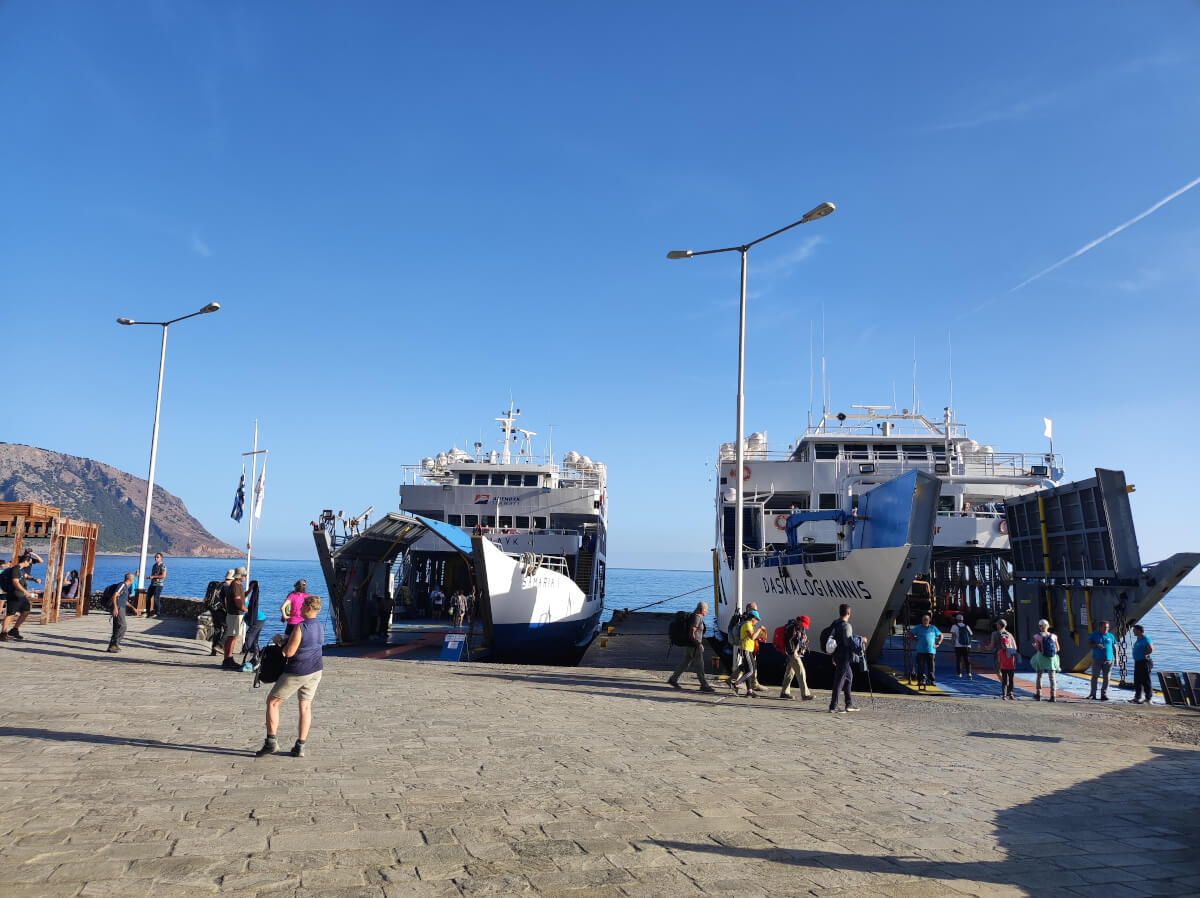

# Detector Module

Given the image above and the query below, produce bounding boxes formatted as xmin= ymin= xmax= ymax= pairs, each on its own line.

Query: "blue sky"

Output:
xmin=2 ymin=2 xmax=1198 ymax=579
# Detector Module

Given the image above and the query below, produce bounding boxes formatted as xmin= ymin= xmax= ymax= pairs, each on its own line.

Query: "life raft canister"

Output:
xmin=774 ymin=513 xmax=788 ymax=531
xmin=998 ymin=518 xmax=1008 ymax=535
xmin=727 ymin=465 xmax=751 ymax=482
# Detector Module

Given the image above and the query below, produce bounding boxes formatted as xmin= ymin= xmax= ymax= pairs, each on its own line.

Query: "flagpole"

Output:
xmin=246 ymin=420 xmax=258 ymax=581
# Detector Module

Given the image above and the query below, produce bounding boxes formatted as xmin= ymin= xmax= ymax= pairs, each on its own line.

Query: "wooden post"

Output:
xmin=11 ymin=515 xmax=24 ymax=561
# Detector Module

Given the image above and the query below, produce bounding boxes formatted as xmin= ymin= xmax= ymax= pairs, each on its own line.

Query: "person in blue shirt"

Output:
xmin=1130 ymin=624 xmax=1154 ymax=705
xmin=1088 ymin=620 xmax=1117 ymax=701
xmin=908 ymin=613 xmax=943 ymax=689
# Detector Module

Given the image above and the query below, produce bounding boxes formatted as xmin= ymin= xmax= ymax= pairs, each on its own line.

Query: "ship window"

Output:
xmin=448 ymin=514 xmax=462 ymax=526
xmin=523 ymin=474 xmax=539 ymax=486
xmin=507 ymin=474 xmax=522 ymax=486
xmin=815 ymin=443 xmax=839 ymax=460
xmin=903 ymin=444 xmax=928 ymax=460
xmin=845 ymin=444 xmax=869 ymax=460
xmin=499 ymin=515 xmax=513 ymax=528
xmin=797 ymin=445 xmax=809 ymax=461
xmin=515 ymin=516 xmax=530 ymax=529
xmin=458 ymin=474 xmax=472 ymax=485
xmin=464 ymin=514 xmax=478 ymax=527
xmin=932 ymin=445 xmax=947 ymax=461
xmin=533 ymin=516 xmax=547 ymax=529
xmin=874 ymin=443 xmax=898 ymax=459
xmin=491 ymin=473 xmax=506 ymax=486
xmin=474 ymin=474 xmax=489 ymax=486
xmin=818 ymin=493 xmax=838 ymax=510
xmin=793 ymin=494 xmax=811 ymax=511
xmin=483 ymin=515 xmax=495 ymax=526
xmin=937 ymin=496 xmax=955 ymax=513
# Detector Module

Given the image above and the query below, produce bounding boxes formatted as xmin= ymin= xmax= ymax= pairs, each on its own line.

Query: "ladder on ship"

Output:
xmin=574 ymin=550 xmax=594 ymax=596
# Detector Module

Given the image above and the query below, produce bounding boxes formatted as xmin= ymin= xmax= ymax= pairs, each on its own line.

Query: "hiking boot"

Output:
xmin=106 ymin=645 xmax=119 ymax=653
xmin=802 ymin=694 xmax=814 ymax=701
xmin=667 ymin=680 xmax=681 ymax=690
xmin=1034 ymin=692 xmax=1041 ymax=701
xmin=210 ymin=646 xmax=218 ymax=656
xmin=1099 ymin=695 xmax=1109 ymax=701
xmin=699 ymin=685 xmax=716 ymax=693
xmin=0 ymin=631 xmax=8 ymax=642
xmin=222 ymin=658 xmax=240 ymax=670
xmin=291 ymin=741 xmax=305 ymax=758
xmin=779 ymin=694 xmax=795 ymax=701
xmin=8 ymin=628 xmax=23 ymax=641
xmin=254 ymin=738 xmax=278 ymax=758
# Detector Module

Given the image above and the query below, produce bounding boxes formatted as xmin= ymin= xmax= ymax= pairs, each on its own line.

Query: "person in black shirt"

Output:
xmin=828 ymin=604 xmax=859 ymax=713
xmin=667 ymin=602 xmax=716 ymax=693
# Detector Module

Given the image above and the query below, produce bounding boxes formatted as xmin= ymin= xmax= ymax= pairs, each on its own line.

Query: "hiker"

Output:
xmin=209 ymin=571 xmax=233 ymax=656
xmin=995 ymin=623 xmax=1017 ymax=700
xmin=745 ymin=601 xmax=765 ymax=692
xmin=145 ymin=552 xmax=167 ymax=617
xmin=451 ymin=590 xmax=466 ymax=628
xmin=1131 ymin=624 xmax=1154 ymax=704
xmin=1031 ymin=619 xmax=1060 ymax=701
xmin=281 ymin=580 xmax=308 ymax=638
xmin=950 ymin=614 xmax=974 ymax=678
xmin=729 ymin=608 xmax=764 ymax=697
xmin=1088 ymin=620 xmax=1116 ymax=701
xmin=222 ymin=567 xmax=248 ymax=670
xmin=241 ymin=580 xmax=265 ymax=669
xmin=986 ymin=619 xmax=1010 ymax=677
xmin=107 ymin=572 xmax=138 ymax=653
xmin=909 ymin=613 xmax=942 ymax=689
xmin=667 ymin=601 xmax=716 ymax=693
xmin=827 ymin=604 xmax=860 ymax=713
xmin=1 ymin=554 xmax=36 ymax=642
xmin=256 ymin=594 xmax=325 ymax=759
xmin=779 ymin=614 xmax=813 ymax=701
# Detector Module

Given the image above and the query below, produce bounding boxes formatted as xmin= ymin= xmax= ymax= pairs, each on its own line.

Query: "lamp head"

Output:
xmin=116 ymin=317 xmax=135 ymax=325
xmin=200 ymin=302 xmax=221 ymax=313
xmin=666 ymin=250 xmax=693 ymax=260
xmin=800 ymin=201 xmax=836 ymax=223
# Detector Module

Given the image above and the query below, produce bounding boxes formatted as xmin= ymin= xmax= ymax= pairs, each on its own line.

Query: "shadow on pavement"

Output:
xmin=966 ymin=731 xmax=1063 ymax=743
xmin=0 ymin=726 xmax=251 ymax=757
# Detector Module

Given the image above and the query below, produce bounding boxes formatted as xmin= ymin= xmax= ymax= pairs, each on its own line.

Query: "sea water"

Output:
xmin=49 ymin=555 xmax=1200 ymax=671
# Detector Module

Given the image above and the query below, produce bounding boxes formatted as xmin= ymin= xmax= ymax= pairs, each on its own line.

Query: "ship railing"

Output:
xmin=719 ymin=450 xmax=1060 ymax=474
xmin=739 ymin=546 xmax=844 ymax=569
xmin=936 ymin=509 xmax=1005 ymax=519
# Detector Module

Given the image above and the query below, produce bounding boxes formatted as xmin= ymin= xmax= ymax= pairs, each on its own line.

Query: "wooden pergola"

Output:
xmin=1 ymin=502 xmax=99 ymax=623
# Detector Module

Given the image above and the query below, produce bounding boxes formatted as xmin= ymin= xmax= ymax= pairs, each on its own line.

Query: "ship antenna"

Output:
xmin=820 ymin=305 xmax=827 ymax=419
xmin=912 ymin=337 xmax=918 ymax=417
xmin=948 ymin=328 xmax=954 ymax=415
xmin=808 ymin=320 xmax=814 ymax=429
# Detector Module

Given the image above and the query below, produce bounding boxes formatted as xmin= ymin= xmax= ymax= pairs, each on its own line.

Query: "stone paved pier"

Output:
xmin=2 ymin=614 xmax=1199 ymax=897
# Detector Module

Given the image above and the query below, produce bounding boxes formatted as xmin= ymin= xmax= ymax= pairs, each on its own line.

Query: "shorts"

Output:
xmin=5 ymin=595 xmax=30 ymax=616
xmin=225 ymin=612 xmax=245 ymax=633
xmin=269 ymin=670 xmax=323 ymax=702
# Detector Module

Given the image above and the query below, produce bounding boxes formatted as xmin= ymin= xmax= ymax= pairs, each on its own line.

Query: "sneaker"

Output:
xmin=845 ymin=706 xmax=860 ymax=713
xmin=802 ymin=694 xmax=814 ymax=701
xmin=1087 ymin=695 xmax=1097 ymax=701
xmin=779 ymin=694 xmax=795 ymax=701
xmin=106 ymin=645 xmax=120 ymax=653
xmin=222 ymin=658 xmax=240 ymax=670
xmin=1129 ymin=698 xmax=1142 ymax=704
xmin=291 ymin=741 xmax=305 ymax=758
xmin=8 ymin=628 xmax=23 ymax=641
xmin=254 ymin=739 xmax=278 ymax=758
xmin=967 ymin=673 xmax=973 ymax=680
xmin=667 ymin=680 xmax=681 ymax=690
xmin=1099 ymin=695 xmax=1109 ymax=701
xmin=699 ymin=685 xmax=717 ymax=693
xmin=746 ymin=690 xmax=758 ymax=698
xmin=210 ymin=646 xmax=218 ymax=656
xmin=829 ymin=708 xmax=845 ymax=714
xmin=726 ymin=681 xmax=740 ymax=696
xmin=0 ymin=631 xmax=8 ymax=642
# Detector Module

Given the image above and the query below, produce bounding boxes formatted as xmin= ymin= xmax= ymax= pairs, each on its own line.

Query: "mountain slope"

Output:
xmin=0 ymin=443 xmax=240 ymax=557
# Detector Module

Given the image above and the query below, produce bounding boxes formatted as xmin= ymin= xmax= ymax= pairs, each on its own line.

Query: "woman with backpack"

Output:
xmin=1031 ymin=619 xmax=1060 ymax=702
xmin=996 ymin=623 xmax=1018 ymax=700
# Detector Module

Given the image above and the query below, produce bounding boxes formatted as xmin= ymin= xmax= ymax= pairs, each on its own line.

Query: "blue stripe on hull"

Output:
xmin=490 ymin=609 xmax=603 ymax=664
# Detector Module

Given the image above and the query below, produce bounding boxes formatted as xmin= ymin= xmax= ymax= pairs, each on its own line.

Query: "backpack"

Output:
xmin=726 ymin=610 xmax=745 ymax=645
xmin=772 ymin=626 xmax=787 ymax=654
xmin=0 ymin=566 xmax=13 ymax=593
xmin=1040 ymin=632 xmax=1057 ymax=658
xmin=253 ymin=644 xmax=286 ymax=688
xmin=101 ymin=583 xmax=121 ymax=607
xmin=205 ymin=582 xmax=226 ymax=613
xmin=1002 ymin=633 xmax=1017 ymax=657
xmin=668 ymin=610 xmax=692 ymax=647
xmin=956 ymin=624 xmax=972 ymax=647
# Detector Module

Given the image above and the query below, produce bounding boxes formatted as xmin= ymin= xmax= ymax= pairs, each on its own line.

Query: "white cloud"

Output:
xmin=191 ymin=233 xmax=212 ymax=257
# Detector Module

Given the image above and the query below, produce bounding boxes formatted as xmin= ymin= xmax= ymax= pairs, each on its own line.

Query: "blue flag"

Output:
xmin=231 ymin=468 xmax=245 ymax=522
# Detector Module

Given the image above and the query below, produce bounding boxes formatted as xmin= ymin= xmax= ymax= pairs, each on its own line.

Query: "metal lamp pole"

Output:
xmin=667 ymin=202 xmax=835 ymax=615
xmin=117 ymin=302 xmax=221 ymax=602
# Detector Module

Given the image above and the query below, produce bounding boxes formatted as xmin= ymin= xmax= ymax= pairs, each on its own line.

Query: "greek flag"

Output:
xmin=253 ymin=463 xmax=266 ymax=520
xmin=231 ymin=468 xmax=245 ymax=522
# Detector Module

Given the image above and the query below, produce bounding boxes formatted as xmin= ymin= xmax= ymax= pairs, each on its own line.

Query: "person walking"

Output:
xmin=241 ymin=580 xmax=265 ymax=670
xmin=255 ymin=594 xmax=325 ymax=759
xmin=222 ymin=567 xmax=248 ymax=670
xmin=208 ymin=571 xmax=233 ymax=656
xmin=950 ymin=614 xmax=974 ymax=678
xmin=451 ymin=590 xmax=466 ymax=628
xmin=729 ymin=609 xmax=764 ymax=697
xmin=281 ymin=580 xmax=308 ymax=638
xmin=1031 ymin=619 xmax=1060 ymax=701
xmin=909 ymin=613 xmax=942 ymax=689
xmin=668 ymin=602 xmax=716 ymax=693
xmin=987 ymin=619 xmax=1011 ymax=679
xmin=1088 ymin=620 xmax=1117 ymax=701
xmin=996 ymin=625 xmax=1017 ymax=699
xmin=779 ymin=614 xmax=813 ymax=701
xmin=107 ymin=572 xmax=138 ymax=653
xmin=828 ymin=604 xmax=859 ymax=713
xmin=1130 ymin=624 xmax=1154 ymax=704
xmin=144 ymin=552 xmax=167 ymax=617
xmin=1 ymin=554 xmax=37 ymax=642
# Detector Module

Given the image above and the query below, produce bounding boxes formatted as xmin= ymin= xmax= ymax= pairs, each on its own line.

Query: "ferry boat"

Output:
xmin=312 ymin=404 xmax=606 ymax=664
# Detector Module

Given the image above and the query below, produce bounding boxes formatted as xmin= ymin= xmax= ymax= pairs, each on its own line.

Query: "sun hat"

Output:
xmin=224 ymin=569 xmax=235 ymax=580
xmin=234 ymin=566 xmax=248 ymax=578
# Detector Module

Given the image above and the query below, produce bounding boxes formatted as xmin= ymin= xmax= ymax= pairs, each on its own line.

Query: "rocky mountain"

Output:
xmin=0 ymin=443 xmax=240 ymax=557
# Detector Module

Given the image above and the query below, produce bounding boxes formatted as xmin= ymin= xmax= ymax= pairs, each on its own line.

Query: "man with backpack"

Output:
xmin=950 ymin=614 xmax=974 ymax=678
xmin=0 ymin=554 xmax=36 ymax=642
xmin=667 ymin=601 xmax=716 ymax=693
xmin=779 ymin=614 xmax=813 ymax=701
xmin=827 ymin=604 xmax=859 ymax=713
xmin=208 ymin=570 xmax=233 ymax=657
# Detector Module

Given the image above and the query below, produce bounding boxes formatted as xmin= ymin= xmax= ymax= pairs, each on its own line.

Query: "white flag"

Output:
xmin=253 ymin=463 xmax=266 ymax=519
xmin=1042 ymin=417 xmax=1053 ymax=439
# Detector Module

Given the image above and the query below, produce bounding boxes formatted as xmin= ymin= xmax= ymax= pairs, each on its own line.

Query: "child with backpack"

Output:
xmin=1031 ymin=619 xmax=1060 ymax=701
xmin=996 ymin=626 xmax=1018 ymax=700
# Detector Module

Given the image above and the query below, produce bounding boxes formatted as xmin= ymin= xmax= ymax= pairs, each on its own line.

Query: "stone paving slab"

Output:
xmin=1 ymin=613 xmax=1199 ymax=897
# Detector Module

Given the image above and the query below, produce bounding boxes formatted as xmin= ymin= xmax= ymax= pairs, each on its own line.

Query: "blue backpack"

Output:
xmin=1040 ymin=633 xmax=1056 ymax=658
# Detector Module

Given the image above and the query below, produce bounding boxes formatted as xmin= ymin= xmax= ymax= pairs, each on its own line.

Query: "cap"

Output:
xmin=798 ymin=615 xmax=810 ymax=628
xmin=956 ymin=614 xmax=964 ymax=621
xmin=224 ymin=569 xmax=235 ymax=580
xmin=234 ymin=566 xmax=248 ymax=578
xmin=747 ymin=610 xmax=760 ymax=620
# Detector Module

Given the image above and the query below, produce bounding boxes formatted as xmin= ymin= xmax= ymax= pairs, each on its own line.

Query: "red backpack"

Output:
xmin=772 ymin=626 xmax=787 ymax=654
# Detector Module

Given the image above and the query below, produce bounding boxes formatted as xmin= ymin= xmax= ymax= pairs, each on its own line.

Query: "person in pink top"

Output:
xmin=281 ymin=579 xmax=308 ymax=637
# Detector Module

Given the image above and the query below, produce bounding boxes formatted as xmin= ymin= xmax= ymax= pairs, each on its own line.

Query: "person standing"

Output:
xmin=451 ymin=591 xmax=466 ymax=628
xmin=379 ymin=590 xmax=393 ymax=635
xmin=145 ymin=553 xmax=167 ymax=617
xmin=729 ymin=609 xmax=764 ymax=697
xmin=241 ymin=581 xmax=265 ymax=669
xmin=987 ymin=619 xmax=1011 ymax=678
xmin=222 ymin=567 xmax=248 ymax=670
xmin=107 ymin=572 xmax=137 ymax=653
xmin=667 ymin=601 xmax=716 ymax=693
xmin=255 ymin=594 xmax=325 ymax=759
xmin=828 ymin=604 xmax=859 ymax=713
xmin=208 ymin=571 xmax=233 ymax=656
xmin=1088 ymin=620 xmax=1117 ymax=701
xmin=996 ymin=626 xmax=1017 ymax=699
xmin=909 ymin=613 xmax=943 ymax=689
xmin=1130 ymin=624 xmax=1154 ymax=704
xmin=1 ymin=555 xmax=36 ymax=642
xmin=1031 ymin=619 xmax=1060 ymax=701
xmin=430 ymin=585 xmax=445 ymax=620
xmin=779 ymin=614 xmax=813 ymax=701
xmin=281 ymin=579 xmax=308 ymax=638
xmin=950 ymin=614 xmax=974 ymax=679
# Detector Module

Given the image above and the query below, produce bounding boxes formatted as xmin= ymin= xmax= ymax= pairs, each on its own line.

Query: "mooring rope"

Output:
xmin=626 ymin=583 xmax=712 ymax=613
xmin=1159 ymin=602 xmax=1200 ymax=657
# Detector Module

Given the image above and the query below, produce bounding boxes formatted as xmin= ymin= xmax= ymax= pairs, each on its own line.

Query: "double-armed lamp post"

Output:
xmin=667 ymin=201 xmax=835 ymax=616
xmin=117 ymin=302 xmax=222 ymax=601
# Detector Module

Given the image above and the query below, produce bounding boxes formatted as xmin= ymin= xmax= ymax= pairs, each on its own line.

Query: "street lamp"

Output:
xmin=667 ymin=202 xmax=834 ymax=616
xmin=117 ymin=302 xmax=221 ymax=603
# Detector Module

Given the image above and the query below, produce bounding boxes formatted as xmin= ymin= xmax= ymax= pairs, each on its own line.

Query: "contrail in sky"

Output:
xmin=1010 ymin=173 xmax=1200 ymax=292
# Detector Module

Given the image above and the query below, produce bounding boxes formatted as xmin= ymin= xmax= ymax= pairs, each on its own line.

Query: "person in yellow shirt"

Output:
xmin=729 ymin=609 xmax=765 ymax=697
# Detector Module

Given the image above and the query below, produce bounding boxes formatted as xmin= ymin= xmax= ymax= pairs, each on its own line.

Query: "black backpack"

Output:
xmin=0 ymin=566 xmax=13 ymax=593
xmin=668 ymin=611 xmax=692 ymax=647
xmin=101 ymin=583 xmax=121 ymax=607
xmin=726 ymin=610 xmax=745 ymax=644
xmin=253 ymin=644 xmax=286 ymax=688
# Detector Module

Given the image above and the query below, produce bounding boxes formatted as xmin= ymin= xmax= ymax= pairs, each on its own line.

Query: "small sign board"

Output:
xmin=440 ymin=632 xmax=468 ymax=662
